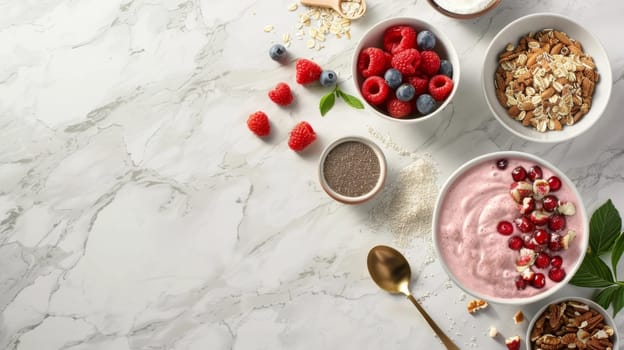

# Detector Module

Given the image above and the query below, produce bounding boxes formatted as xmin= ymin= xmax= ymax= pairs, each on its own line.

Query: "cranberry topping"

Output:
xmin=511 ymin=166 xmax=527 ymax=181
xmin=508 ymin=236 xmax=523 ymax=250
xmin=542 ymin=195 xmax=559 ymax=212
xmin=550 ymin=255 xmax=563 ymax=268
xmin=533 ymin=229 xmax=550 ymax=245
xmin=528 ymin=165 xmax=543 ymax=181
xmin=547 ymin=176 xmax=562 ymax=191
xmin=514 ymin=275 xmax=527 ymax=290
xmin=519 ymin=197 xmax=535 ymax=215
xmin=548 ymin=214 xmax=567 ymax=232
xmin=531 ymin=273 xmax=546 ymax=288
xmin=549 ymin=234 xmax=563 ymax=251
xmin=548 ymin=267 xmax=566 ymax=282
xmin=497 ymin=221 xmax=514 ymax=235
xmin=534 ymin=252 xmax=551 ymax=269
xmin=530 ymin=210 xmax=550 ymax=226
xmin=523 ymin=234 xmax=538 ymax=250
xmin=515 ymin=216 xmax=535 ymax=233
xmin=496 ymin=158 xmax=509 ymax=170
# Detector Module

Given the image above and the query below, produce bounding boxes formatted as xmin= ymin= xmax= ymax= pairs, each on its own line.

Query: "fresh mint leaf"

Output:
xmin=319 ymin=91 xmax=336 ymax=116
xmin=570 ymin=252 xmax=615 ymax=288
xmin=612 ymin=233 xmax=624 ymax=279
xmin=589 ymin=199 xmax=622 ymax=255
xmin=594 ymin=285 xmax=620 ymax=310
xmin=337 ymin=89 xmax=364 ymax=109
xmin=612 ymin=285 xmax=624 ymax=317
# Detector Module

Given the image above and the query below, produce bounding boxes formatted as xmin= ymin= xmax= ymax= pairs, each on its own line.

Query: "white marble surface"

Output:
xmin=1 ymin=0 xmax=623 ymax=349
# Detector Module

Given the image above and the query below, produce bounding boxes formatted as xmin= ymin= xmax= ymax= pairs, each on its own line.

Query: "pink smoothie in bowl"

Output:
xmin=433 ymin=152 xmax=588 ymax=304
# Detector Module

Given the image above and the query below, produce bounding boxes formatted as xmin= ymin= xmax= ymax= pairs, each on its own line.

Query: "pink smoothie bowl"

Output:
xmin=432 ymin=151 xmax=589 ymax=305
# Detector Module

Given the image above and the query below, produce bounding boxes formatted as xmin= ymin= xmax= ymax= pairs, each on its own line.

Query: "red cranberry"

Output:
xmin=548 ymin=267 xmax=566 ymax=282
xmin=519 ymin=197 xmax=536 ymax=215
xmin=550 ymin=255 xmax=563 ymax=268
xmin=497 ymin=221 xmax=514 ymax=235
xmin=549 ymin=234 xmax=563 ymax=251
xmin=531 ymin=273 xmax=546 ymax=288
xmin=515 ymin=216 xmax=535 ymax=233
xmin=548 ymin=214 xmax=566 ymax=232
xmin=528 ymin=165 xmax=543 ymax=181
xmin=496 ymin=159 xmax=509 ymax=170
xmin=547 ymin=176 xmax=562 ymax=191
xmin=508 ymin=236 xmax=524 ymax=250
xmin=542 ymin=195 xmax=559 ymax=212
xmin=511 ymin=166 xmax=527 ymax=181
xmin=534 ymin=252 xmax=551 ymax=269
xmin=533 ymin=229 xmax=550 ymax=245
xmin=522 ymin=267 xmax=536 ymax=281
xmin=523 ymin=234 xmax=538 ymax=250
xmin=515 ymin=275 xmax=527 ymax=290
xmin=530 ymin=210 xmax=550 ymax=226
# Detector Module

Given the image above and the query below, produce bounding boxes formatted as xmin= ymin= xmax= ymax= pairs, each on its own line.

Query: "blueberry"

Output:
xmin=439 ymin=59 xmax=453 ymax=78
xmin=269 ymin=44 xmax=287 ymax=61
xmin=384 ymin=68 xmax=403 ymax=89
xmin=416 ymin=94 xmax=436 ymax=114
xmin=319 ymin=70 xmax=337 ymax=87
xmin=417 ymin=30 xmax=436 ymax=51
xmin=396 ymin=83 xmax=415 ymax=102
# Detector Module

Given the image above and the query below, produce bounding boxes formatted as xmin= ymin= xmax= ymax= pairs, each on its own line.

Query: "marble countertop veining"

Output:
xmin=1 ymin=0 xmax=623 ymax=349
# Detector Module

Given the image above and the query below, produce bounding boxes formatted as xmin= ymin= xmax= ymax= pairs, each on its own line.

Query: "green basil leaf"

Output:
xmin=611 ymin=233 xmax=624 ymax=279
xmin=589 ymin=199 xmax=622 ymax=255
xmin=593 ymin=285 xmax=620 ymax=310
xmin=570 ymin=253 xmax=615 ymax=288
xmin=612 ymin=285 xmax=624 ymax=317
xmin=337 ymin=90 xmax=364 ymax=109
xmin=319 ymin=91 xmax=336 ymax=116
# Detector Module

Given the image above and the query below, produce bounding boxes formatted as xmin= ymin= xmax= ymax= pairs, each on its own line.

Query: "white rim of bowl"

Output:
xmin=318 ymin=136 xmax=387 ymax=204
xmin=427 ymin=0 xmax=501 ymax=19
xmin=525 ymin=296 xmax=619 ymax=350
xmin=432 ymin=151 xmax=589 ymax=304
xmin=481 ymin=12 xmax=612 ymax=143
xmin=352 ymin=16 xmax=461 ymax=123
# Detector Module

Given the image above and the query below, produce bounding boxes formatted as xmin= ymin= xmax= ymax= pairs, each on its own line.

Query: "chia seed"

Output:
xmin=323 ymin=141 xmax=380 ymax=197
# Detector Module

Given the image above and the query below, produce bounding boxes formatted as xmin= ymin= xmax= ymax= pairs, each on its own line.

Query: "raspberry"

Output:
xmin=391 ymin=48 xmax=421 ymax=76
xmin=386 ymin=97 xmax=412 ymax=118
xmin=428 ymin=74 xmax=453 ymax=101
xmin=407 ymin=73 xmax=429 ymax=96
xmin=246 ymin=111 xmax=270 ymax=136
xmin=420 ymin=50 xmax=441 ymax=76
xmin=295 ymin=58 xmax=322 ymax=84
xmin=361 ymin=76 xmax=390 ymax=105
xmin=384 ymin=51 xmax=393 ymax=70
xmin=357 ymin=47 xmax=386 ymax=78
xmin=268 ymin=82 xmax=293 ymax=106
xmin=288 ymin=121 xmax=316 ymax=151
xmin=383 ymin=25 xmax=416 ymax=54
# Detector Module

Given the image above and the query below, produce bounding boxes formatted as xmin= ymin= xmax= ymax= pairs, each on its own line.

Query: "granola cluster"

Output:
xmin=529 ymin=300 xmax=615 ymax=350
xmin=495 ymin=29 xmax=599 ymax=132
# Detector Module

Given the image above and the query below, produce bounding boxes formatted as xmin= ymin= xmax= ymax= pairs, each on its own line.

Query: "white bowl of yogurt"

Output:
xmin=433 ymin=151 xmax=589 ymax=304
xmin=427 ymin=0 xmax=500 ymax=19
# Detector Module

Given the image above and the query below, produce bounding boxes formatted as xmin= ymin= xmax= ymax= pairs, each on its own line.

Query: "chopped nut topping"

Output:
xmin=467 ymin=299 xmax=488 ymax=313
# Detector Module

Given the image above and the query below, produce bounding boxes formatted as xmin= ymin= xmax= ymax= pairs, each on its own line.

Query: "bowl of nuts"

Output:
xmin=527 ymin=297 xmax=618 ymax=350
xmin=352 ymin=17 xmax=460 ymax=122
xmin=482 ymin=13 xmax=612 ymax=142
xmin=433 ymin=151 xmax=589 ymax=305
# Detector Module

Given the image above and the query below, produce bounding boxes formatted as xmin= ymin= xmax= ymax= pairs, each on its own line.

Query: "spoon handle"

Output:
xmin=407 ymin=294 xmax=460 ymax=350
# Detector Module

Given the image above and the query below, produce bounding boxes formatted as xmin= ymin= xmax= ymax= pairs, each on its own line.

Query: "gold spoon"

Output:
xmin=367 ymin=245 xmax=460 ymax=350
xmin=300 ymin=0 xmax=366 ymax=20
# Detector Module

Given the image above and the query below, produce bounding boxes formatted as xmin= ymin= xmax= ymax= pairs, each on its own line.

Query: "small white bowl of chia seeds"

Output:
xmin=319 ymin=136 xmax=387 ymax=205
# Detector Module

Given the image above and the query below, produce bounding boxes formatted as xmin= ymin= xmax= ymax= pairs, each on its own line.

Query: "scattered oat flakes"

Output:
xmin=488 ymin=326 xmax=498 ymax=337
xmin=289 ymin=4 xmax=354 ymax=50
xmin=288 ymin=3 xmax=298 ymax=11
xmin=467 ymin=299 xmax=488 ymax=314
xmin=263 ymin=25 xmax=274 ymax=33
xmin=513 ymin=310 xmax=524 ymax=324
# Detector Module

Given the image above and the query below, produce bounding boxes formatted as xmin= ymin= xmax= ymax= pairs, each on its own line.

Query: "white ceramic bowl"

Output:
xmin=432 ymin=151 xmax=589 ymax=304
xmin=482 ymin=13 xmax=612 ymax=142
xmin=526 ymin=296 xmax=619 ymax=350
xmin=427 ymin=0 xmax=500 ymax=19
xmin=318 ymin=136 xmax=386 ymax=205
xmin=352 ymin=17 xmax=460 ymax=123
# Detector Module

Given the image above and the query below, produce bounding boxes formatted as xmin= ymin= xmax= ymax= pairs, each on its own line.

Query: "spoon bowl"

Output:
xmin=367 ymin=245 xmax=460 ymax=350
xmin=300 ymin=0 xmax=366 ymax=19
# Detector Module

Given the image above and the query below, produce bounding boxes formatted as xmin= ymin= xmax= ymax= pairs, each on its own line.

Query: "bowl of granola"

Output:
xmin=526 ymin=297 xmax=618 ymax=350
xmin=482 ymin=13 xmax=612 ymax=143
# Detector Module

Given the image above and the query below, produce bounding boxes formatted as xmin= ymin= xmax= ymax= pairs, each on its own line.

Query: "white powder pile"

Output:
xmin=370 ymin=156 xmax=439 ymax=247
